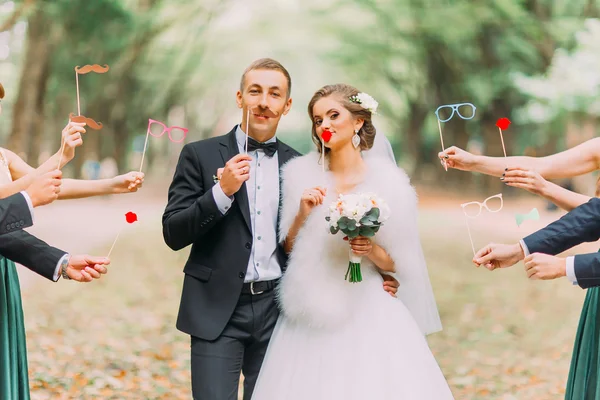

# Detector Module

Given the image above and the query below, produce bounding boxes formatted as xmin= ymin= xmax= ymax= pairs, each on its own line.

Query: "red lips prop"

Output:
xmin=125 ymin=212 xmax=138 ymax=223
xmin=496 ymin=118 xmax=511 ymax=130
xmin=322 ymin=130 xmax=332 ymax=142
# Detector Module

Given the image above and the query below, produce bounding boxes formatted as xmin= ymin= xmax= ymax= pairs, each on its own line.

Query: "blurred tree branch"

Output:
xmin=0 ymin=0 xmax=34 ymax=33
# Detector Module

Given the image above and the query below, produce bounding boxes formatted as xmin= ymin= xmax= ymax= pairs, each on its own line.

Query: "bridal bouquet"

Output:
xmin=325 ymin=193 xmax=390 ymax=282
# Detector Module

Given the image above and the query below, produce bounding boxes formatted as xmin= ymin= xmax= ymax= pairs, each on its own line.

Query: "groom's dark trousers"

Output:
xmin=162 ymin=126 xmax=299 ymax=400
xmin=523 ymin=197 xmax=600 ymax=288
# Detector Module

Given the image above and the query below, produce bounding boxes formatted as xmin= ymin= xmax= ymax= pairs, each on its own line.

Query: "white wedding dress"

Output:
xmin=251 ymin=153 xmax=454 ymax=399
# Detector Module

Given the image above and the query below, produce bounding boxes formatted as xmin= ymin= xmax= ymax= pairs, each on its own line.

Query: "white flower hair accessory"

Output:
xmin=349 ymin=92 xmax=379 ymax=114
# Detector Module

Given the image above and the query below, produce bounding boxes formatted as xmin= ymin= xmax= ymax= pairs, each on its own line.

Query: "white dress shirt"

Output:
xmin=212 ymin=125 xmax=282 ymax=283
xmin=519 ymin=240 xmax=577 ymax=285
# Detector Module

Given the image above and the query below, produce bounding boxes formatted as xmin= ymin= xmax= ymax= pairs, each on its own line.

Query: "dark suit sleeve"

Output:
xmin=0 ymin=230 xmax=66 ymax=281
xmin=0 ymin=193 xmax=33 ymax=235
xmin=573 ymin=253 xmax=600 ymax=289
xmin=162 ymin=144 xmax=226 ymax=251
xmin=523 ymin=198 xmax=600 ymax=255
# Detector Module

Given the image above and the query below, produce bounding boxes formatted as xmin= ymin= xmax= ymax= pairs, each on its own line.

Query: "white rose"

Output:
xmin=355 ymin=93 xmax=379 ymax=114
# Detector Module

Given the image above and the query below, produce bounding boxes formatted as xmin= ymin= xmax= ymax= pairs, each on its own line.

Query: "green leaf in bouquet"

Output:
xmin=347 ymin=230 xmax=360 ymax=239
xmin=369 ymin=208 xmax=380 ymax=220
xmin=359 ymin=227 xmax=376 ymax=237
xmin=338 ymin=216 xmax=351 ymax=230
xmin=360 ymin=219 xmax=374 ymax=226
xmin=346 ymin=219 xmax=357 ymax=230
xmin=359 ymin=214 xmax=373 ymax=224
xmin=325 ymin=216 xmax=331 ymax=222
xmin=330 ymin=226 xmax=339 ymax=234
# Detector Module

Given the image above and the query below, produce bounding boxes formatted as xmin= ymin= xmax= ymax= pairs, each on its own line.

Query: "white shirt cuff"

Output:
xmin=212 ymin=183 xmax=233 ymax=215
xmin=566 ymin=256 xmax=578 ymax=286
xmin=19 ymin=191 xmax=34 ymax=223
xmin=519 ymin=239 xmax=530 ymax=256
xmin=53 ymin=253 xmax=69 ymax=282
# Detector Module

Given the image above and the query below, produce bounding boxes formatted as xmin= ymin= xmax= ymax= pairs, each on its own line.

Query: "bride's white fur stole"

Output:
xmin=276 ymin=152 xmax=442 ymax=334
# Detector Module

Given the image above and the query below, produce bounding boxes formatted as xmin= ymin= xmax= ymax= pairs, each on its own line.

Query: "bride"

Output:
xmin=251 ymin=84 xmax=453 ymax=399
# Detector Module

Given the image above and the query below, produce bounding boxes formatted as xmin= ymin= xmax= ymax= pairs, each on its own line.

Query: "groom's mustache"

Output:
xmin=250 ymin=107 xmax=278 ymax=118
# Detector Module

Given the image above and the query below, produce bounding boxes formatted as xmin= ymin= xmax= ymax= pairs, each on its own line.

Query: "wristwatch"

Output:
xmin=60 ymin=255 xmax=71 ymax=280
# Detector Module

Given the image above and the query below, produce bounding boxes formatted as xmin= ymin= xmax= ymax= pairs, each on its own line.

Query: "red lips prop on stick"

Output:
xmin=496 ymin=118 xmax=511 ymax=157
xmin=107 ymin=212 xmax=138 ymax=258
xmin=320 ymin=130 xmax=332 ymax=174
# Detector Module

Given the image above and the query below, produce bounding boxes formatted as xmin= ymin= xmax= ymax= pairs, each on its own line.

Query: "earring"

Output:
xmin=352 ymin=129 xmax=360 ymax=149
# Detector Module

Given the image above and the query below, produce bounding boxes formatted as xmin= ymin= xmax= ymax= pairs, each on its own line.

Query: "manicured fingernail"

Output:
xmin=504 ymin=168 xmax=508 ymax=171
xmin=444 ymin=155 xmax=449 ymax=159
xmin=502 ymin=172 xmax=505 ymax=177
xmin=500 ymin=177 xmax=504 ymax=181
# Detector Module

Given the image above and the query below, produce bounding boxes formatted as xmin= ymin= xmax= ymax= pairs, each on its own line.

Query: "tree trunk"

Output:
xmin=404 ymin=102 xmax=428 ymax=180
xmin=28 ymin=41 xmax=53 ymax=166
xmin=8 ymin=6 xmax=50 ymax=159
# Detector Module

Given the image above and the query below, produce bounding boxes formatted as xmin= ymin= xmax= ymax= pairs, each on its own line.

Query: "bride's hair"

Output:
xmin=308 ymin=84 xmax=376 ymax=154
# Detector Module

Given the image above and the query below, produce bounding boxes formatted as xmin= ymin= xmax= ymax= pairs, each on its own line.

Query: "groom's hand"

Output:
xmin=524 ymin=253 xmax=567 ymax=280
xmin=473 ymin=242 xmax=525 ymax=271
xmin=382 ymin=274 xmax=399 ymax=297
xmin=220 ymin=154 xmax=252 ymax=197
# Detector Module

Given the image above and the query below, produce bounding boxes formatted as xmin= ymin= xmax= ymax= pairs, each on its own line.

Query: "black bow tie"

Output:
xmin=246 ymin=137 xmax=278 ymax=157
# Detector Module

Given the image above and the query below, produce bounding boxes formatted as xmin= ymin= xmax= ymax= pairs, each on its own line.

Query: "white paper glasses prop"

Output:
xmin=460 ymin=193 xmax=503 ymax=255
xmin=435 ymin=102 xmax=476 ymax=171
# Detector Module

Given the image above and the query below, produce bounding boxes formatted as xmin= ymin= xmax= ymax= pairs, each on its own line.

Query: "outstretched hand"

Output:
xmin=66 ymin=254 xmax=110 ymax=282
xmin=473 ymin=242 xmax=525 ymax=271
xmin=524 ymin=253 xmax=566 ymax=280
xmin=502 ymin=167 xmax=547 ymax=195
xmin=438 ymin=146 xmax=477 ymax=171
xmin=112 ymin=171 xmax=145 ymax=193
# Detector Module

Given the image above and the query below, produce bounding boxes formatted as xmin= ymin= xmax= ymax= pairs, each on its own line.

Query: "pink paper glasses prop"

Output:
xmin=58 ymin=64 xmax=110 ymax=169
xmin=495 ymin=118 xmax=511 ymax=157
xmin=139 ymin=119 xmax=188 ymax=172
xmin=460 ymin=193 xmax=503 ymax=256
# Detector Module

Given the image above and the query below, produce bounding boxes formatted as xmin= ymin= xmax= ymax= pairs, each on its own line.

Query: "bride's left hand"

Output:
xmin=349 ymin=236 xmax=373 ymax=256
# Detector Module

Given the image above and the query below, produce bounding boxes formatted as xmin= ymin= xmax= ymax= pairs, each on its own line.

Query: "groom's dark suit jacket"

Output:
xmin=0 ymin=192 xmax=33 ymax=234
xmin=162 ymin=126 xmax=300 ymax=341
xmin=523 ymin=197 xmax=600 ymax=289
xmin=0 ymin=193 xmax=67 ymax=280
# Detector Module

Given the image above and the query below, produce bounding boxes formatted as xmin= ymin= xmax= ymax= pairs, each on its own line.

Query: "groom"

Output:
xmin=162 ymin=58 xmax=399 ymax=400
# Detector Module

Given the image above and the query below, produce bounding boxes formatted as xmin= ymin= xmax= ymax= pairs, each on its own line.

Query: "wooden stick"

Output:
xmin=139 ymin=131 xmax=150 ymax=173
xmin=438 ymin=119 xmax=447 ymax=171
xmin=76 ymin=70 xmax=81 ymax=116
xmin=498 ymin=127 xmax=507 ymax=157
xmin=107 ymin=226 xmax=123 ymax=258
xmin=245 ymin=108 xmax=250 ymax=153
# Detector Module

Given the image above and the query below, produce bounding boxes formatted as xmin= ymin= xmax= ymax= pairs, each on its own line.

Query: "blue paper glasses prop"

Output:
xmin=460 ymin=193 xmax=503 ymax=255
xmin=435 ymin=102 xmax=477 ymax=171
